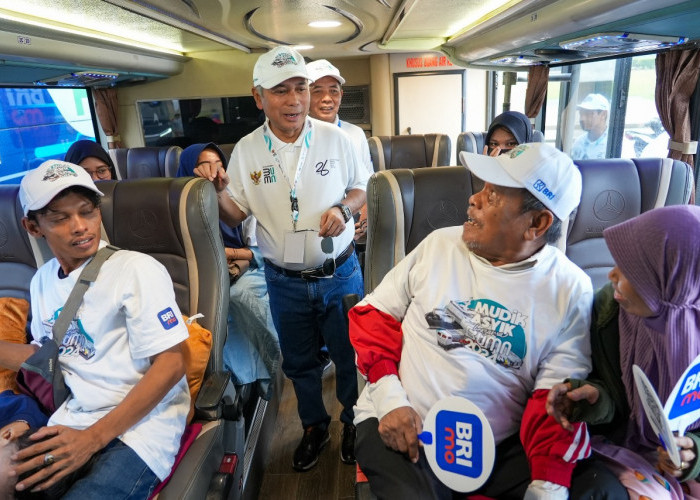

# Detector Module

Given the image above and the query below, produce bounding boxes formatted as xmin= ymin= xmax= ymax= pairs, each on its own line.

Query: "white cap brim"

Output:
xmin=458 ymin=151 xmax=523 ymax=189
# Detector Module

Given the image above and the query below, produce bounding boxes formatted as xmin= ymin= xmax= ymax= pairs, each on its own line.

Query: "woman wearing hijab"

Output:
xmin=547 ymin=205 xmax=700 ymax=499
xmin=483 ymin=110 xmax=534 ymax=156
xmin=64 ymin=139 xmax=117 ymax=180
xmin=177 ymin=143 xmax=280 ymax=400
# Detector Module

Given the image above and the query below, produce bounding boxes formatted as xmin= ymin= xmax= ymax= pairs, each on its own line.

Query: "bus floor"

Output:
xmin=258 ymin=364 xmax=356 ymax=499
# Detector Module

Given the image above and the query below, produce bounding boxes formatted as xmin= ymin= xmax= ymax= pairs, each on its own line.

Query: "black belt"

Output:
xmin=265 ymin=243 xmax=355 ymax=279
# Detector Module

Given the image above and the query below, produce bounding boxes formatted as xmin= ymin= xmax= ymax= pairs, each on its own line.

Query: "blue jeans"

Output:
xmin=49 ymin=439 xmax=159 ymax=500
xmin=265 ymin=252 xmax=363 ymax=428
xmin=225 ymin=253 xmax=281 ymax=400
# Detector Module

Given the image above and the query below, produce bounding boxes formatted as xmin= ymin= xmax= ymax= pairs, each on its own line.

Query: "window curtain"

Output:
xmin=93 ymin=88 xmax=122 ymax=149
xmin=655 ymin=49 xmax=700 ymax=166
xmin=525 ymin=65 xmax=550 ymax=119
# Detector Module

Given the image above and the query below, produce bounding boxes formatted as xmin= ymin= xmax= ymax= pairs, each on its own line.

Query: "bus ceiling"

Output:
xmin=0 ymin=0 xmax=698 ymax=87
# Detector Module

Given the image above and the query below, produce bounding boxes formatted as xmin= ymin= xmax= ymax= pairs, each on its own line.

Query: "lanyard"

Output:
xmin=263 ymin=119 xmax=313 ymax=231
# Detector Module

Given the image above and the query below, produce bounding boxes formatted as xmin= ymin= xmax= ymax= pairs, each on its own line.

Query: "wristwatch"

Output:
xmin=333 ymin=203 xmax=352 ymax=223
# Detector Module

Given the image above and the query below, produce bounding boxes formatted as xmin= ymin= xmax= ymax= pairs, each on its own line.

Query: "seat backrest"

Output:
xmin=568 ymin=157 xmax=693 ymax=289
xmin=364 ymin=166 xmax=475 ymax=292
xmin=367 ymin=134 xmax=451 ymax=171
xmin=457 ymin=129 xmax=544 ymax=154
xmin=218 ymin=143 xmax=236 ymax=164
xmin=108 ymin=147 xmax=129 ymax=180
xmin=99 ymin=177 xmax=228 ymax=372
xmin=0 ymin=186 xmax=35 ymax=303
xmin=125 ymin=146 xmax=183 ymax=178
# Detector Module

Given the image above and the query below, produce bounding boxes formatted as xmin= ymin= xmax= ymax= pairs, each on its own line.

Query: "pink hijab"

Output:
xmin=603 ymin=205 xmax=700 ymax=452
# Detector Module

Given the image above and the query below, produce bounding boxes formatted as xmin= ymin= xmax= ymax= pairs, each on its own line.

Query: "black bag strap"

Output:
xmin=52 ymin=245 xmax=120 ymax=343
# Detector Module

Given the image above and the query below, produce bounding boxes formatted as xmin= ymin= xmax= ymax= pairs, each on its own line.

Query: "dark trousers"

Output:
xmin=356 ymin=418 xmax=629 ymax=500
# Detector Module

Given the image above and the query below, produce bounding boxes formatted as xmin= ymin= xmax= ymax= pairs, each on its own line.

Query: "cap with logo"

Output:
xmin=306 ymin=59 xmax=346 ymax=85
xmin=19 ymin=159 xmax=104 ymax=216
xmin=577 ymin=93 xmax=610 ymax=112
xmin=459 ymin=143 xmax=582 ymax=220
xmin=253 ymin=46 xmax=309 ymax=89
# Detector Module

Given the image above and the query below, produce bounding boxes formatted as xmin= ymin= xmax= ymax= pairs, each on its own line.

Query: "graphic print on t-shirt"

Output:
xmin=426 ymin=299 xmax=527 ymax=369
xmin=43 ymin=308 xmax=96 ymax=360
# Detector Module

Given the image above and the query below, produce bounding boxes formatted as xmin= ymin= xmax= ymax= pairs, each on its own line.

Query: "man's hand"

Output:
xmin=546 ymin=382 xmax=600 ymax=431
xmin=658 ymin=435 xmax=696 ymax=477
xmin=11 ymin=425 xmax=103 ymax=492
xmin=319 ymin=206 xmax=347 ymax=238
xmin=193 ymin=162 xmax=229 ymax=193
xmin=378 ymin=406 xmax=423 ymax=463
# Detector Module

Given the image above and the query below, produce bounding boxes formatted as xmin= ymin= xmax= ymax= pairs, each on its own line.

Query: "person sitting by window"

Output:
xmin=176 ymin=143 xmax=280 ymax=400
xmin=64 ymin=140 xmax=116 ymax=181
xmin=547 ymin=205 xmax=700 ymax=499
xmin=2 ymin=160 xmax=190 ymax=498
xmin=483 ymin=110 xmax=534 ymax=157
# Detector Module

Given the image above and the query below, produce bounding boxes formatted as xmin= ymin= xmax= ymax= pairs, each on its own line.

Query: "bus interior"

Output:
xmin=1 ymin=1 xmax=700 ymax=499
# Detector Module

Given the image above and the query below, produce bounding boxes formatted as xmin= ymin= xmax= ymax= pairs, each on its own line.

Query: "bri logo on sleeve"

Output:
xmin=158 ymin=307 xmax=179 ymax=330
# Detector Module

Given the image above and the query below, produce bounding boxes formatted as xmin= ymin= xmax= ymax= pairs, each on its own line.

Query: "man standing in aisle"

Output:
xmin=307 ymin=59 xmax=373 ymax=240
xmin=194 ymin=46 xmax=369 ymax=471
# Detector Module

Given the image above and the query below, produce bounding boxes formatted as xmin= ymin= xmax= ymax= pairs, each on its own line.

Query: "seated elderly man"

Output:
xmin=350 ymin=143 xmax=625 ymax=499
xmin=0 ymin=160 xmax=190 ymax=499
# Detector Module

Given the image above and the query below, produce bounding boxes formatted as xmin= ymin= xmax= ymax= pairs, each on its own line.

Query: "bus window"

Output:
xmin=0 ymin=87 xmax=97 ymax=184
xmin=622 ymin=54 xmax=668 ymax=159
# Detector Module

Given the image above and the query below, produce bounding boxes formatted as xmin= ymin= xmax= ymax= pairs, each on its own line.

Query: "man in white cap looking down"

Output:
xmin=350 ymin=143 xmax=626 ymax=499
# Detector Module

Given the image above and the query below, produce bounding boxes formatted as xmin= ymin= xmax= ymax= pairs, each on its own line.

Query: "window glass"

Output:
xmin=138 ymin=96 xmax=264 ymax=148
xmin=565 ymin=60 xmax=615 ymax=160
xmin=543 ymin=67 xmax=563 ymax=148
xmin=622 ymin=54 xmax=667 ymax=158
xmin=494 ymin=70 xmax=527 ymax=116
xmin=0 ymin=87 xmax=96 ymax=184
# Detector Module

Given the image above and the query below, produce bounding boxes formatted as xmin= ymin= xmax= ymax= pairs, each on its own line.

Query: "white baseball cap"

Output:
xmin=306 ymin=59 xmax=346 ymax=85
xmin=577 ymin=93 xmax=610 ymax=111
xmin=459 ymin=143 xmax=582 ymax=220
xmin=19 ymin=159 xmax=104 ymax=216
xmin=253 ymin=46 xmax=309 ymax=89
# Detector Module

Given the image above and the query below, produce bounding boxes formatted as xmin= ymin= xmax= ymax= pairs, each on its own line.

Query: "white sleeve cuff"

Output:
xmin=523 ymin=480 xmax=568 ymax=500
xmin=368 ymin=374 xmax=412 ymax=420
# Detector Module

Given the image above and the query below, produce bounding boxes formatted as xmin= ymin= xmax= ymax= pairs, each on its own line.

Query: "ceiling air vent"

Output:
xmin=560 ymin=33 xmax=687 ymax=54
xmin=35 ymin=71 xmax=119 ymax=87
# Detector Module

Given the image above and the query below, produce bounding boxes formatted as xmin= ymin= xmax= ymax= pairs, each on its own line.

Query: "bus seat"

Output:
xmin=363 ymin=166 xmax=474 ymax=293
xmin=97 ymin=177 xmax=244 ymax=498
xmin=0 ymin=186 xmax=35 ymax=303
xmin=218 ymin=143 xmax=236 ymax=163
xmin=568 ymin=157 xmax=693 ymax=290
xmin=367 ymin=133 xmax=451 ymax=171
xmin=108 ymin=147 xmax=128 ymax=180
xmin=125 ymin=146 xmax=183 ymax=178
xmin=456 ymin=129 xmax=544 ymax=155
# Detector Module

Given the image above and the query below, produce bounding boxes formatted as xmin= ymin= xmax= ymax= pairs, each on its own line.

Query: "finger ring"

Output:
xmin=682 ymin=460 xmax=687 ymax=469
xmin=43 ymin=453 xmax=55 ymax=466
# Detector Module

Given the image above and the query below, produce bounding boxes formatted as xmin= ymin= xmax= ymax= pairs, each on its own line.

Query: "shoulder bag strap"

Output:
xmin=52 ymin=245 xmax=120 ymax=343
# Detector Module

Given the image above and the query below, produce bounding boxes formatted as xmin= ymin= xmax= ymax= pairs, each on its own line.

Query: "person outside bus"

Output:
xmin=193 ymin=46 xmax=369 ymax=472
xmin=483 ymin=110 xmax=534 ymax=157
xmin=571 ymin=94 xmax=610 ymax=160
xmin=3 ymin=160 xmax=190 ymax=498
xmin=64 ymin=139 xmax=116 ymax=181
xmin=547 ymin=205 xmax=700 ymax=499
xmin=177 ymin=143 xmax=280 ymax=400
xmin=350 ymin=143 xmax=625 ymax=499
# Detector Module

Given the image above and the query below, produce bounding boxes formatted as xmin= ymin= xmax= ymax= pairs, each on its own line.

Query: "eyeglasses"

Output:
xmin=84 ymin=166 xmax=112 ymax=180
xmin=320 ymin=236 xmax=335 ymax=277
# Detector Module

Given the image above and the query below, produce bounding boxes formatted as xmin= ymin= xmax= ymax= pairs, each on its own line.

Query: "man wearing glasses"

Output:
xmin=194 ymin=46 xmax=369 ymax=472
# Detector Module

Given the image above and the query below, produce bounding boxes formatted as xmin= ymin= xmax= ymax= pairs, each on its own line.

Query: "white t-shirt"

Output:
xmin=226 ymin=117 xmax=370 ymax=269
xmin=354 ymin=226 xmax=593 ymax=443
xmin=30 ymin=244 xmax=190 ymax=480
xmin=571 ymin=128 xmax=608 ymax=160
xmin=335 ymin=117 xmax=374 ymax=175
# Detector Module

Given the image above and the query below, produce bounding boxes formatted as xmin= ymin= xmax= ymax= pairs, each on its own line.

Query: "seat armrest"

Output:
xmin=194 ymin=371 xmax=241 ymax=421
